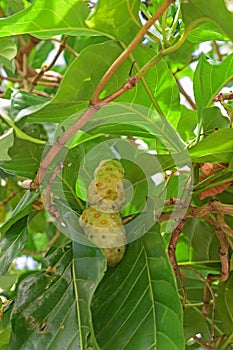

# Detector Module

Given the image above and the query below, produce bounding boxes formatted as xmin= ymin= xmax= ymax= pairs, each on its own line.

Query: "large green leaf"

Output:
xmin=86 ymin=0 xmax=141 ymax=43
xmin=187 ymin=21 xmax=228 ymax=43
xmin=181 ymin=0 xmax=233 ymax=42
xmin=0 ymin=217 xmax=28 ymax=275
xmin=26 ymin=41 xmax=180 ymax=128
xmin=175 ymin=218 xmax=220 ymax=265
xmin=60 ymin=102 xmax=186 ymax=155
xmin=189 ymin=129 xmax=233 ymax=163
xmin=193 ymin=54 xmax=233 ymax=116
xmin=10 ymin=243 xmax=105 ymax=349
xmin=92 ymin=225 xmax=185 ymax=350
xmin=0 ymin=0 xmax=101 ymax=39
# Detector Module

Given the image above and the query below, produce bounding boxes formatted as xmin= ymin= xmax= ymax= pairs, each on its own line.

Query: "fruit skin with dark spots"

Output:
xmin=94 ymin=159 xmax=124 ymax=181
xmin=79 ymin=207 xmax=126 ymax=267
xmin=80 ymin=159 xmax=126 ymax=267
xmin=87 ymin=179 xmax=125 ymax=213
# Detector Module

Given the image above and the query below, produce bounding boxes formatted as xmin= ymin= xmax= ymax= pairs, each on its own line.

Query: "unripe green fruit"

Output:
xmin=79 ymin=208 xmax=126 ymax=266
xmin=94 ymin=159 xmax=124 ymax=182
xmin=87 ymin=179 xmax=125 ymax=212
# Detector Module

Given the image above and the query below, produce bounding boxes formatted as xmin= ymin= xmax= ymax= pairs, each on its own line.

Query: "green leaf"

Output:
xmin=69 ymin=102 xmax=185 ymax=154
xmin=176 ymin=218 xmax=220 ymax=265
xmin=202 ymin=106 xmax=230 ymax=136
xmin=188 ymin=129 xmax=233 ymax=163
xmin=27 ymin=41 xmax=180 ymax=128
xmin=7 ymin=0 xmax=25 ymax=13
xmin=187 ymin=21 xmax=228 ymax=43
xmin=0 ymin=129 xmax=14 ymax=161
xmin=92 ymin=225 xmax=185 ymax=350
xmin=183 ymin=308 xmax=211 ymax=343
xmin=0 ymin=0 xmax=101 ymax=39
xmin=1 ymin=190 xmax=38 ymax=235
xmin=11 ymin=89 xmax=48 ymax=122
xmin=0 ymin=275 xmax=18 ymax=290
xmin=0 ymin=137 xmax=44 ymax=178
xmin=0 ymin=217 xmax=28 ymax=275
xmin=0 ymin=37 xmax=17 ymax=72
xmin=177 ymin=105 xmax=198 ymax=143
xmin=181 ymin=0 xmax=233 ymax=42
xmin=30 ymin=41 xmax=54 ymax=69
xmin=193 ymin=54 xmax=233 ymax=116
xmin=27 ymin=41 xmax=124 ymax=122
xmin=216 ymin=271 xmax=233 ymax=336
xmin=0 ymin=98 xmax=46 ymax=144
xmin=86 ymin=0 xmax=141 ymax=44
xmin=72 ymin=242 xmax=105 ymax=349
xmin=10 ymin=243 xmax=105 ymax=349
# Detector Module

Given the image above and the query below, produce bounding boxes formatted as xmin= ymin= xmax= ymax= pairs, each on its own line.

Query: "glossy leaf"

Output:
xmin=0 ymin=217 xmax=28 ymax=275
xmin=27 ymin=41 xmax=180 ymax=128
xmin=181 ymin=0 xmax=233 ymax=42
xmin=202 ymin=106 xmax=230 ymax=136
xmin=0 ymin=98 xmax=46 ymax=144
xmin=0 ymin=0 xmax=100 ymax=39
xmin=0 ymin=137 xmax=44 ymax=178
xmin=61 ymin=102 xmax=185 ymax=155
xmin=92 ymin=225 xmax=185 ymax=350
xmin=193 ymin=54 xmax=233 ymax=116
xmin=177 ymin=105 xmax=198 ymax=143
xmin=86 ymin=0 xmax=141 ymax=43
xmin=0 ymin=37 xmax=17 ymax=72
xmin=189 ymin=129 xmax=233 ymax=163
xmin=11 ymin=89 xmax=48 ymax=122
xmin=187 ymin=22 xmax=228 ymax=43
xmin=176 ymin=218 xmax=220 ymax=265
xmin=10 ymin=243 xmax=105 ymax=350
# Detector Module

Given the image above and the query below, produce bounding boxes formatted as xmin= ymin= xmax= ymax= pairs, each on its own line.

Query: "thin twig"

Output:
xmin=193 ymin=335 xmax=217 ymax=350
xmin=29 ymin=36 xmax=68 ymax=92
xmin=213 ymin=92 xmax=233 ymax=102
xmin=213 ymin=41 xmax=223 ymax=62
xmin=157 ymin=200 xmax=233 ymax=222
xmin=0 ymin=189 xmax=23 ymax=206
xmin=175 ymin=77 xmax=197 ymax=110
xmin=48 ymin=37 xmax=79 ymax=57
xmin=204 ymin=215 xmax=229 ymax=282
xmin=168 ymin=219 xmax=187 ymax=306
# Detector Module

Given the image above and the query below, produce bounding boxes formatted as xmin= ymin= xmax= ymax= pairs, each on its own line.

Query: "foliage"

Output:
xmin=0 ymin=0 xmax=233 ymax=349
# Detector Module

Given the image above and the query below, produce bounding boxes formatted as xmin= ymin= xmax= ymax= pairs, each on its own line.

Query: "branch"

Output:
xmin=29 ymin=36 xmax=68 ymax=92
xmin=91 ymin=0 xmax=175 ymax=104
xmin=213 ymin=91 xmax=233 ymax=102
xmin=168 ymin=219 xmax=186 ymax=276
xmin=30 ymin=1 xmax=174 ymax=189
xmin=212 ymin=40 xmax=223 ymax=62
